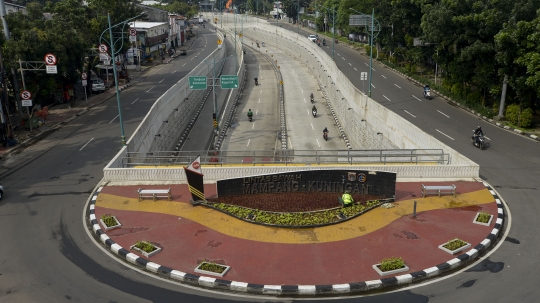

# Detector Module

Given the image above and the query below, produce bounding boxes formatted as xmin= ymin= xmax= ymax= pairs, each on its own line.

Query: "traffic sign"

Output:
xmin=213 ymin=120 xmax=218 ymax=127
xmin=22 ymin=99 xmax=32 ymax=107
xmin=20 ymin=90 xmax=32 ymax=100
xmin=99 ymin=44 xmax=108 ymax=53
xmin=239 ymin=33 xmax=242 ymax=37
xmin=189 ymin=76 xmax=207 ymax=90
xmin=81 ymin=72 xmax=88 ymax=80
xmin=220 ymin=75 xmax=238 ymax=89
xmin=361 ymin=72 xmax=367 ymax=80
xmin=44 ymin=53 xmax=57 ymax=65
xmin=217 ymin=39 xmax=222 ymax=45
xmin=46 ymin=65 xmax=58 ymax=74
xmin=129 ymin=28 xmax=137 ymax=36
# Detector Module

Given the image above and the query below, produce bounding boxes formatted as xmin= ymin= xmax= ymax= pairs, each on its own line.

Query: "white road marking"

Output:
xmin=372 ymin=68 xmax=376 ymax=71
xmin=436 ymin=129 xmax=455 ymax=140
xmin=306 ymin=109 xmax=310 ymax=115
xmin=437 ymin=110 xmax=450 ymax=118
xmin=147 ymin=66 xmax=164 ymax=76
xmin=484 ymin=136 xmax=491 ymax=140
xmin=412 ymin=95 xmax=422 ymax=101
xmin=109 ymin=115 xmax=119 ymax=124
xmin=304 ymin=98 xmax=306 ymax=103
xmin=381 ymin=75 xmax=387 ymax=79
xmin=252 ymin=123 xmax=255 ymax=129
xmin=256 ymin=110 xmax=258 ymax=115
xmin=342 ymin=57 xmax=345 ymax=60
xmin=172 ymin=70 xmax=177 ymax=74
xmin=404 ymin=110 xmax=416 ymax=118
xmin=316 ymin=139 xmax=321 ymax=148
xmin=159 ymin=79 xmax=164 ymax=83
xmin=394 ymin=84 xmax=401 ymax=89
xmin=354 ymin=67 xmax=357 ymax=71
xmin=79 ymin=138 xmax=94 ymax=151
xmin=383 ymin=95 xmax=391 ymax=101
xmin=182 ymin=63 xmax=186 ymax=66
xmin=371 ymin=83 xmax=375 ymax=88
xmin=365 ymin=63 xmax=369 ymax=66
xmin=131 ymin=98 xmax=139 ymax=104
xmin=258 ymin=99 xmax=260 ymax=103
xmin=311 ymin=123 xmax=314 ymax=130
xmin=349 ymin=63 xmax=352 ymax=66
xmin=260 ymin=90 xmax=262 ymax=94
xmin=146 ymin=87 xmax=154 ymax=93
xmin=337 ymin=53 xmax=340 ymax=56
xmin=247 ymin=139 xmax=250 ymax=147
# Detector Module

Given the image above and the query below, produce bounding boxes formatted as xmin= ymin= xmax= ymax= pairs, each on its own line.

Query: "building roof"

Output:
xmin=141 ymin=0 xmax=162 ymax=5
xmin=129 ymin=21 xmax=168 ymax=29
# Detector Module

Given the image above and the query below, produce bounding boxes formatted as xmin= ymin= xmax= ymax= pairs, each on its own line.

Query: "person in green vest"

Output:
xmin=341 ymin=191 xmax=354 ymax=207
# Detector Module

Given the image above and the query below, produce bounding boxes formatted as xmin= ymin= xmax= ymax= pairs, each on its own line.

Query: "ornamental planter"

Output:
xmin=99 ymin=215 xmax=122 ymax=231
xmin=372 ymin=263 xmax=409 ymax=276
xmin=438 ymin=239 xmax=471 ymax=255
xmin=130 ymin=241 xmax=162 ymax=257
xmin=473 ymin=212 xmax=493 ymax=226
xmin=194 ymin=262 xmax=231 ymax=277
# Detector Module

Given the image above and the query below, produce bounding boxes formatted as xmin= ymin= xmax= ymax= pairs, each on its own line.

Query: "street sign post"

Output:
xmin=361 ymin=72 xmax=368 ymax=93
xmin=44 ymin=53 xmax=58 ymax=74
xmin=220 ymin=75 xmax=238 ymax=89
xmin=20 ymin=90 xmax=33 ymax=130
xmin=99 ymin=44 xmax=108 ymax=53
xmin=129 ymin=28 xmax=137 ymax=42
xmin=82 ymin=72 xmax=88 ymax=102
xmin=189 ymin=76 xmax=207 ymax=90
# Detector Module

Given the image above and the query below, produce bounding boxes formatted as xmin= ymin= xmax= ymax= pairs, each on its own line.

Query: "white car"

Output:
xmin=308 ymin=34 xmax=317 ymax=42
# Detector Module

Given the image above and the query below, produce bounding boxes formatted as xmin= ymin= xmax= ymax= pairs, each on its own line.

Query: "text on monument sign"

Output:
xmin=220 ymin=75 xmax=239 ymax=89
xmin=189 ymin=76 xmax=207 ymax=90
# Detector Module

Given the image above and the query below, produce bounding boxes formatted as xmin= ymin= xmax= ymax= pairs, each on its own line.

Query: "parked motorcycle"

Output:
xmin=471 ymin=130 xmax=486 ymax=150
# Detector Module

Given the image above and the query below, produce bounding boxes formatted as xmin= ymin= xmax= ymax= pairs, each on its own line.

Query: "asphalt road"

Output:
xmin=0 ymin=19 xmax=539 ymax=303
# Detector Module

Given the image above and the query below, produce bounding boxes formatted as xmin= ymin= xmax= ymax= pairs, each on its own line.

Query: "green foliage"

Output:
xmin=520 ymin=108 xmax=534 ymax=128
xmin=505 ymin=104 xmax=521 ymax=125
xmin=466 ymin=91 xmax=483 ymax=105
xmin=198 ymin=262 xmax=227 ymax=273
xmin=443 ymin=238 xmax=468 ymax=251
xmin=204 ymin=200 xmax=382 ymax=227
xmin=476 ymin=212 xmax=492 ymax=223
xmin=134 ymin=241 xmax=156 ymax=253
xmin=101 ymin=214 xmax=118 ymax=227
xmin=379 ymin=257 xmax=405 ymax=272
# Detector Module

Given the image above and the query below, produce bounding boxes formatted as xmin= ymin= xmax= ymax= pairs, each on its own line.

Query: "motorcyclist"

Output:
xmin=473 ymin=126 xmax=484 ymax=146
xmin=424 ymin=84 xmax=430 ymax=93
xmin=254 ymin=77 xmax=258 ymax=85
xmin=312 ymin=105 xmax=317 ymax=116
xmin=323 ymin=127 xmax=328 ymax=138
xmin=247 ymin=109 xmax=253 ymax=121
xmin=323 ymin=38 xmax=326 ymax=45
xmin=310 ymin=93 xmax=314 ymax=102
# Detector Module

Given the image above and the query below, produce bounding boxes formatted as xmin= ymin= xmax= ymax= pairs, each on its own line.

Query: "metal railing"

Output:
xmin=121 ymin=149 xmax=450 ymax=167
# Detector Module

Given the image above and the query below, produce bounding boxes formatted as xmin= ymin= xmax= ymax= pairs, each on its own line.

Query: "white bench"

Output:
xmin=421 ymin=184 xmax=456 ymax=198
xmin=138 ymin=188 xmax=172 ymax=202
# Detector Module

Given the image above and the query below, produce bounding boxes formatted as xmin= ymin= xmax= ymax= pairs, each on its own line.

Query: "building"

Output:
xmin=136 ymin=3 xmax=168 ymax=22
xmin=129 ymin=21 xmax=169 ymax=64
xmin=4 ymin=1 xmax=26 ymax=13
xmin=169 ymin=14 xmax=188 ymax=48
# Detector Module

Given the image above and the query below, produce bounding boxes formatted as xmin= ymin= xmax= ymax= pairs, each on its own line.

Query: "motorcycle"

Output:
xmin=243 ymin=49 xmax=246 ymax=54
xmin=312 ymin=108 xmax=317 ymax=117
xmin=262 ymin=42 xmax=265 ymax=47
xmin=471 ymin=130 xmax=486 ymax=150
xmin=310 ymin=95 xmax=314 ymax=103
xmin=248 ymin=115 xmax=253 ymax=122
xmin=323 ymin=40 xmax=326 ymax=46
xmin=423 ymin=88 xmax=431 ymax=100
xmin=323 ymin=131 xmax=328 ymax=141
xmin=254 ymin=78 xmax=258 ymax=86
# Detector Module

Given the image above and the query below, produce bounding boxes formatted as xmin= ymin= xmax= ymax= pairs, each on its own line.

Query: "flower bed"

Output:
xmin=473 ymin=212 xmax=493 ymax=226
xmin=372 ymin=257 xmax=409 ymax=276
xmin=202 ymin=199 xmax=386 ymax=228
xmin=100 ymin=214 xmax=121 ymax=231
xmin=438 ymin=238 xmax=471 ymax=255
xmin=194 ymin=262 xmax=231 ymax=277
xmin=130 ymin=241 xmax=162 ymax=257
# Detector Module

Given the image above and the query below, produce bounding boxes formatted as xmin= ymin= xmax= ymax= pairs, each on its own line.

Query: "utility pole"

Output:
xmin=0 ymin=0 xmax=22 ymax=122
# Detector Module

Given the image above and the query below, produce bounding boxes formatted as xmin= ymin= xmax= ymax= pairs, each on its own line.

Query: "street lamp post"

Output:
xmin=100 ymin=12 xmax=145 ymax=146
xmin=318 ymin=5 xmax=338 ymax=60
xmin=349 ymin=8 xmax=379 ymax=98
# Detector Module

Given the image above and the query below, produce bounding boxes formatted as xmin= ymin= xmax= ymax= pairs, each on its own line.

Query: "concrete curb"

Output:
xmin=87 ymin=182 xmax=505 ymax=296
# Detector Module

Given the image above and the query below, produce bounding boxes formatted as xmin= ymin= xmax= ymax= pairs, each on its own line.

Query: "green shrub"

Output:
xmin=443 ymin=238 xmax=468 ymax=251
xmin=476 ymin=212 xmax=492 ymax=223
xmin=198 ymin=262 xmax=226 ymax=273
xmin=492 ymin=103 xmax=500 ymax=117
xmin=505 ymin=104 xmax=520 ymax=125
xmin=520 ymin=108 xmax=533 ymax=128
xmin=135 ymin=241 xmax=156 ymax=253
xmin=379 ymin=257 xmax=405 ymax=271
xmin=101 ymin=214 xmax=118 ymax=227
xmin=466 ymin=91 xmax=482 ymax=105
xmin=451 ymin=83 xmax=463 ymax=98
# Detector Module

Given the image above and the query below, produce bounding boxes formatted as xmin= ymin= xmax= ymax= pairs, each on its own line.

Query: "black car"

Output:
xmin=179 ymin=49 xmax=187 ymax=56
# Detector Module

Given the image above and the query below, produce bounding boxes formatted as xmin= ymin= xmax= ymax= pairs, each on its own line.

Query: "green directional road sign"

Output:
xmin=220 ymin=75 xmax=239 ymax=89
xmin=189 ymin=76 xmax=207 ymax=90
